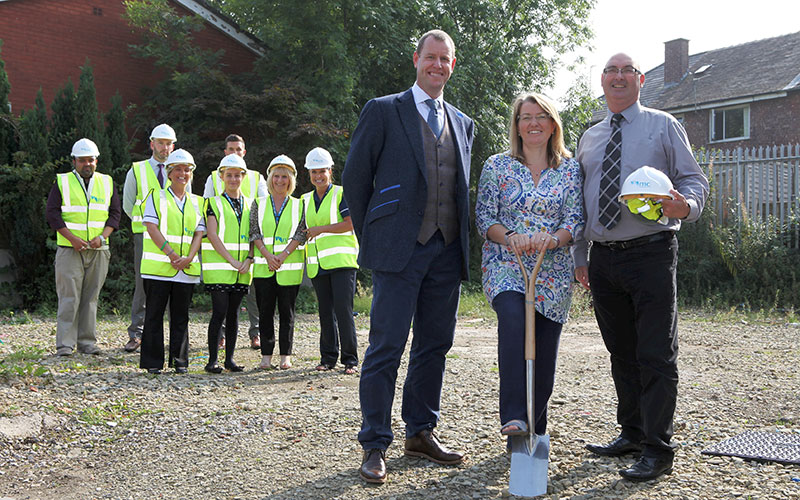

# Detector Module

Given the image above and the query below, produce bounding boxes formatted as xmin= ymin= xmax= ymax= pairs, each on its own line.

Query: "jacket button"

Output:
xmin=417 ymin=210 xmax=424 ymax=216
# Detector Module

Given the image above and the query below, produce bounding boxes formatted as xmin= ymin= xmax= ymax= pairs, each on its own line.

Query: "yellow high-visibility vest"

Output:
xmin=201 ymin=195 xmax=253 ymax=285
xmin=56 ymin=171 xmax=112 ymax=247
xmin=140 ymin=189 xmax=203 ymax=277
xmin=212 ymin=169 xmax=262 ymax=199
xmin=301 ymin=185 xmax=358 ymax=278
xmin=253 ymin=196 xmax=305 ymax=285
xmin=131 ymin=160 xmax=170 ymax=234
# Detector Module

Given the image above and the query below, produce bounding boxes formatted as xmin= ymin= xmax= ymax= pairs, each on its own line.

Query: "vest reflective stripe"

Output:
xmin=201 ymin=196 xmax=253 ymax=285
xmin=56 ymin=172 xmax=112 ymax=247
xmin=253 ymin=196 xmax=305 ymax=285
xmin=140 ymin=191 xmax=202 ymax=277
xmin=131 ymin=161 xmax=170 ymax=234
xmin=302 ymin=185 xmax=359 ymax=278
xmin=212 ymin=170 xmax=260 ymax=198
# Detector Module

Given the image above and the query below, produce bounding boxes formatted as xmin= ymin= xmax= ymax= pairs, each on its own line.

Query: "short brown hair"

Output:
xmin=509 ymin=92 xmax=571 ymax=167
xmin=416 ymin=29 xmax=455 ymax=56
xmin=225 ymin=134 xmax=244 ymax=147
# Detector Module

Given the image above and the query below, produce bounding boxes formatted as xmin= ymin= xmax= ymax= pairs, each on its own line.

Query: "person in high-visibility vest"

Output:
xmin=249 ymin=154 xmax=304 ymax=370
xmin=121 ymin=124 xmax=177 ymax=353
xmin=139 ymin=149 xmax=205 ymax=375
xmin=202 ymin=154 xmax=253 ymax=373
xmin=45 ymin=139 xmax=121 ymax=356
xmin=300 ymin=148 xmax=360 ymax=374
xmin=203 ymin=134 xmax=266 ymax=350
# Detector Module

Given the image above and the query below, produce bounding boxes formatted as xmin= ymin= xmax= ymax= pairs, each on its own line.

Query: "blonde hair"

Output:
xmin=509 ymin=92 xmax=571 ymax=167
xmin=267 ymin=165 xmax=296 ymax=196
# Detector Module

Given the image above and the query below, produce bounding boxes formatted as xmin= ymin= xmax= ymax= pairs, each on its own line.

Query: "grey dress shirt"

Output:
xmin=574 ymin=101 xmax=709 ymax=267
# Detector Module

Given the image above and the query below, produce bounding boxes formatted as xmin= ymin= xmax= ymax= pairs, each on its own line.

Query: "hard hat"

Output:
xmin=304 ymin=147 xmax=334 ymax=170
xmin=618 ymin=166 xmax=675 ymax=201
xmin=164 ymin=149 xmax=196 ymax=172
xmin=626 ymin=197 xmax=669 ymax=225
xmin=217 ymin=153 xmax=248 ymax=176
xmin=268 ymin=154 xmax=296 ymax=174
xmin=150 ymin=123 xmax=177 ymax=142
xmin=71 ymin=138 xmax=100 ymax=158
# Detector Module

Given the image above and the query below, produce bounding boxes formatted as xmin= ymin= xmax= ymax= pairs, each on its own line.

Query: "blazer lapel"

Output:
xmin=397 ymin=89 xmax=427 ymax=178
xmin=443 ymin=101 xmax=469 ymax=184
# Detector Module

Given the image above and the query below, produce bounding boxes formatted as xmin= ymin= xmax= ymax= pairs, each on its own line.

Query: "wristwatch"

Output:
xmin=551 ymin=234 xmax=560 ymax=247
xmin=98 ymin=234 xmax=106 ymax=245
xmin=504 ymin=229 xmax=516 ymax=246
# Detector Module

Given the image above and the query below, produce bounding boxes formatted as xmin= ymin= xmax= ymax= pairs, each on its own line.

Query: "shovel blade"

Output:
xmin=509 ymin=434 xmax=550 ymax=498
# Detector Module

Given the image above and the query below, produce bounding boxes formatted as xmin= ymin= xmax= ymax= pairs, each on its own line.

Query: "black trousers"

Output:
xmin=253 ymin=277 xmax=299 ymax=356
xmin=140 ymin=278 xmax=193 ymax=370
xmin=207 ymin=289 xmax=246 ymax=365
xmin=589 ymin=235 xmax=679 ymax=459
xmin=312 ymin=268 xmax=358 ymax=367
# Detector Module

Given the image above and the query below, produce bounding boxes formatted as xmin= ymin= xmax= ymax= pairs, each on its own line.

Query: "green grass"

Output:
xmin=0 ymin=345 xmax=50 ymax=380
xmin=76 ymin=399 xmax=153 ymax=426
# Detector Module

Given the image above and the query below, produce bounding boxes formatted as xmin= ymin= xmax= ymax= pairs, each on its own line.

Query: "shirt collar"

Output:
xmin=606 ymin=101 xmax=641 ymax=125
xmin=412 ymin=83 xmax=443 ymax=109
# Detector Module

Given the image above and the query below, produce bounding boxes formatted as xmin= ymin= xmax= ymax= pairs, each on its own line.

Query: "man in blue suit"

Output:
xmin=342 ymin=29 xmax=475 ymax=484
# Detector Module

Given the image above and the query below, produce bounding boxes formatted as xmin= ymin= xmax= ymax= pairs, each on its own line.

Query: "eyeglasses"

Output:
xmin=518 ymin=113 xmax=551 ymax=124
xmin=603 ymin=66 xmax=641 ymax=76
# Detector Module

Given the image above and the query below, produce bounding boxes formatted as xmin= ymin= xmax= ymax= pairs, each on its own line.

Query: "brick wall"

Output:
xmin=0 ymin=0 xmax=257 ymax=115
xmin=677 ymin=91 xmax=800 ymax=151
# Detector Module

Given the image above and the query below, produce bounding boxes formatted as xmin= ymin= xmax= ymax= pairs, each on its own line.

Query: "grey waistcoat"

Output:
xmin=417 ymin=111 xmax=459 ymax=245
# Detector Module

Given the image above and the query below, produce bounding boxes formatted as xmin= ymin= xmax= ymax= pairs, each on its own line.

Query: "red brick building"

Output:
xmin=0 ymin=0 xmax=263 ymax=114
xmin=591 ymin=31 xmax=800 ymax=151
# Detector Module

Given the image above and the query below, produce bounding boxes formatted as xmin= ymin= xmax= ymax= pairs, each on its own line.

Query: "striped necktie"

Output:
xmin=157 ymin=163 xmax=164 ymax=188
xmin=598 ymin=113 xmax=624 ymax=229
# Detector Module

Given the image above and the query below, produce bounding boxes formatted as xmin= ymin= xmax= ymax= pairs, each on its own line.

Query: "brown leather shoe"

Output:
xmin=359 ymin=449 xmax=387 ymax=484
xmin=404 ymin=430 xmax=465 ymax=465
xmin=250 ymin=337 xmax=261 ymax=350
xmin=123 ymin=338 xmax=141 ymax=352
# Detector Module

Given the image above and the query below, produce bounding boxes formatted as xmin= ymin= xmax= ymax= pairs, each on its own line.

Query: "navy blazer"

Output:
xmin=342 ymin=88 xmax=475 ymax=278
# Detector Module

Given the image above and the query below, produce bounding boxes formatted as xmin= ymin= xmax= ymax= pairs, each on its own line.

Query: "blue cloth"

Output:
xmin=476 ymin=153 xmax=584 ymax=324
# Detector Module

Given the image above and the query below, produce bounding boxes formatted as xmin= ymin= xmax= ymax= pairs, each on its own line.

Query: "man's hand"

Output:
xmin=661 ymin=189 xmax=690 ymax=219
xmin=575 ymin=265 xmax=590 ymax=290
xmin=70 ymin=236 xmax=90 ymax=252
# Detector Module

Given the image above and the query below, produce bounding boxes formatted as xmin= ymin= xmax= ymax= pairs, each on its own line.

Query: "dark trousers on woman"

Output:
xmin=493 ymin=290 xmax=562 ymax=436
xmin=207 ymin=290 xmax=246 ymax=366
xmin=140 ymin=279 xmax=193 ymax=370
xmin=588 ymin=235 xmax=679 ymax=459
xmin=253 ymin=276 xmax=299 ymax=356
xmin=312 ymin=268 xmax=358 ymax=367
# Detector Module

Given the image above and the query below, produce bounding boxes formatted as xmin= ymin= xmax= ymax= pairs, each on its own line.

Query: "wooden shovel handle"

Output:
xmin=516 ymin=251 xmax=546 ymax=361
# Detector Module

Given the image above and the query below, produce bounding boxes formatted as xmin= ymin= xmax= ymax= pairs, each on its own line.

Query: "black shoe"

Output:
xmin=175 ymin=366 xmax=188 ymax=374
xmin=146 ymin=368 xmax=161 ymax=374
xmin=204 ymin=363 xmax=223 ymax=374
xmin=619 ymin=455 xmax=673 ymax=482
xmin=359 ymin=449 xmax=387 ymax=484
xmin=224 ymin=362 xmax=244 ymax=372
xmin=585 ymin=436 xmax=643 ymax=457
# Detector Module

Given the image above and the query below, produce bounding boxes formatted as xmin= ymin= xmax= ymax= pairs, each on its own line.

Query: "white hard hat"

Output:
xmin=304 ymin=147 xmax=334 ymax=170
xmin=164 ymin=149 xmax=196 ymax=171
xmin=71 ymin=138 xmax=100 ymax=158
xmin=217 ymin=153 xmax=248 ymax=175
xmin=619 ymin=166 xmax=675 ymax=201
xmin=150 ymin=123 xmax=177 ymax=142
xmin=268 ymin=154 xmax=296 ymax=174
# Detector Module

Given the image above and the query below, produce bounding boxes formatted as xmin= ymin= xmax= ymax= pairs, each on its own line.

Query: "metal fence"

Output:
xmin=694 ymin=144 xmax=800 ymax=247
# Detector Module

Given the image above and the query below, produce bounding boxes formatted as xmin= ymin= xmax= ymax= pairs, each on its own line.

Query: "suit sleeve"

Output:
xmin=342 ymin=99 xmax=384 ymax=241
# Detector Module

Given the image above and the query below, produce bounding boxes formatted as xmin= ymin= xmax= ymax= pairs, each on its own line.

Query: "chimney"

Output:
xmin=664 ymin=38 xmax=689 ymax=85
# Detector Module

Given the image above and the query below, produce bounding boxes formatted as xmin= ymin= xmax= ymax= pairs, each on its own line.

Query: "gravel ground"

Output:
xmin=0 ymin=307 xmax=799 ymax=499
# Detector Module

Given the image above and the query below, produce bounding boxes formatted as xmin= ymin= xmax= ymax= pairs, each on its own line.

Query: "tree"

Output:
xmin=75 ymin=60 xmax=100 ymax=141
xmin=50 ymin=79 xmax=77 ymax=164
xmin=0 ymin=39 xmax=15 ymax=166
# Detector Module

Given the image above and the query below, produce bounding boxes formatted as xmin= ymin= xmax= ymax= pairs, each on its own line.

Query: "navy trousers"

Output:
xmin=493 ymin=291 xmax=562 ymax=436
xmin=589 ymin=235 xmax=679 ymax=459
xmin=358 ymin=232 xmax=462 ymax=450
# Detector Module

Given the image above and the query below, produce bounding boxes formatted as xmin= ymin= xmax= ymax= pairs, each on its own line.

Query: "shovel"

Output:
xmin=508 ymin=249 xmax=549 ymax=498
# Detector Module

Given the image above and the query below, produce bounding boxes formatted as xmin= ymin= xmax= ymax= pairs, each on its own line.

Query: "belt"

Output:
xmin=596 ymin=231 xmax=674 ymax=251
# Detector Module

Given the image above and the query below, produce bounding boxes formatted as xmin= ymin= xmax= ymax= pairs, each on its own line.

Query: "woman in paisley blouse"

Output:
xmin=475 ymin=92 xmax=584 ymax=438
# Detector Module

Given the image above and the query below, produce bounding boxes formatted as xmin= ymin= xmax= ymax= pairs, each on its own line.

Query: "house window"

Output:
xmin=710 ymin=105 xmax=749 ymax=142
xmin=672 ymin=113 xmax=685 ymax=126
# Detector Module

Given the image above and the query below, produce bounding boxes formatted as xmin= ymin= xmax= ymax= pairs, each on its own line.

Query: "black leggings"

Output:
xmin=207 ymin=290 xmax=246 ymax=365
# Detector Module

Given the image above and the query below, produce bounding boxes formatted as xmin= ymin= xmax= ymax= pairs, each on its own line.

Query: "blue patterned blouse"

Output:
xmin=476 ymin=152 xmax=585 ymax=324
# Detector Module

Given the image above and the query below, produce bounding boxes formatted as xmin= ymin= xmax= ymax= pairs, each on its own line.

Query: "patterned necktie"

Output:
xmin=425 ymin=98 xmax=442 ymax=138
xmin=157 ymin=163 xmax=164 ymax=188
xmin=598 ymin=113 xmax=624 ymax=229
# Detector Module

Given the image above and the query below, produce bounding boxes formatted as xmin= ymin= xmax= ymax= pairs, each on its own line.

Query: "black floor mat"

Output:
xmin=701 ymin=431 xmax=800 ymax=465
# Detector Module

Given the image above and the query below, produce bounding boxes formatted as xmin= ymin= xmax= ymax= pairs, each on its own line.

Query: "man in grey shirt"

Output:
xmin=574 ymin=52 xmax=708 ymax=482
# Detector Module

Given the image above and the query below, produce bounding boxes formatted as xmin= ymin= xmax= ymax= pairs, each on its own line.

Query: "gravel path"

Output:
xmin=0 ymin=309 xmax=798 ymax=499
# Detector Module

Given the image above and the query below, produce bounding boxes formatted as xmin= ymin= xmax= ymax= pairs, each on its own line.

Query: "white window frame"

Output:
xmin=709 ymin=105 xmax=750 ymax=143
